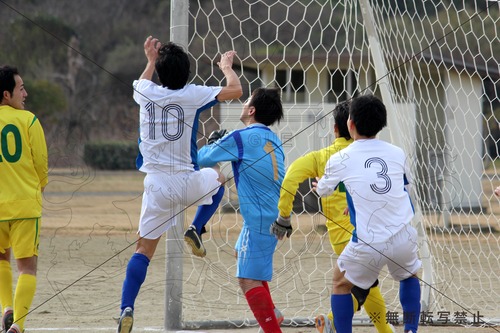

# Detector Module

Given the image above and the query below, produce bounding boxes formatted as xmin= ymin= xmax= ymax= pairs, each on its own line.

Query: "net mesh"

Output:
xmin=182 ymin=0 xmax=499 ymax=327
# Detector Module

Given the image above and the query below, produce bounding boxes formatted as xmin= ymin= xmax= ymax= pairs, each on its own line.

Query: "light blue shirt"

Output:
xmin=198 ymin=124 xmax=285 ymax=234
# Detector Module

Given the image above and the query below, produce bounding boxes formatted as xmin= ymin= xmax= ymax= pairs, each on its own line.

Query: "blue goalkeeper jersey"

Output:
xmin=198 ymin=124 xmax=285 ymax=234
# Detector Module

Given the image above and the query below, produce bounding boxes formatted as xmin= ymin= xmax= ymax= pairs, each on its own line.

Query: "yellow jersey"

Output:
xmin=0 ymin=105 xmax=48 ymax=220
xmin=278 ymin=137 xmax=353 ymax=254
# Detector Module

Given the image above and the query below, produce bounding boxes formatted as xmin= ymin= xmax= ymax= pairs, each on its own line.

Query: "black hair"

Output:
xmin=349 ymin=94 xmax=387 ymax=137
xmin=249 ymin=88 xmax=284 ymax=126
xmin=332 ymin=100 xmax=351 ymax=140
xmin=155 ymin=42 xmax=190 ymax=90
xmin=0 ymin=65 xmax=19 ymax=98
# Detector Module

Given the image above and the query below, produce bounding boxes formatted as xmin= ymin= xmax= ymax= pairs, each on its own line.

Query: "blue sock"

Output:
xmin=331 ymin=293 xmax=354 ymax=333
xmin=400 ymin=276 xmax=421 ymax=332
xmin=192 ymin=186 xmax=224 ymax=235
xmin=121 ymin=253 xmax=150 ymax=311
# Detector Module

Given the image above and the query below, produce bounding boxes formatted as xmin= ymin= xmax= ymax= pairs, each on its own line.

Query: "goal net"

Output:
xmin=175 ymin=0 xmax=499 ymax=329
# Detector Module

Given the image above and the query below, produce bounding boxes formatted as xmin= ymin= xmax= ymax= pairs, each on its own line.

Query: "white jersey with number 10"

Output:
xmin=133 ymin=79 xmax=222 ymax=173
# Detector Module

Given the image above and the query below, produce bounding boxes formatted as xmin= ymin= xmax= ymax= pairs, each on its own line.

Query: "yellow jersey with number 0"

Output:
xmin=0 ymin=105 xmax=48 ymax=221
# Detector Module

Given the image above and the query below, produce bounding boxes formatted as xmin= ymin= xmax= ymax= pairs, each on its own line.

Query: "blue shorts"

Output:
xmin=235 ymin=225 xmax=278 ymax=281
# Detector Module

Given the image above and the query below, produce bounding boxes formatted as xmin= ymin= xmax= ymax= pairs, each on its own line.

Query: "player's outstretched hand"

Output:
xmin=270 ymin=215 xmax=293 ymax=240
xmin=207 ymin=129 xmax=228 ymax=145
xmin=144 ymin=36 xmax=160 ymax=62
xmin=217 ymin=51 xmax=237 ymax=70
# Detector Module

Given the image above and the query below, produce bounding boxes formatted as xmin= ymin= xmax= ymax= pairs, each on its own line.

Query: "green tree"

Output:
xmin=24 ymin=79 xmax=67 ymax=122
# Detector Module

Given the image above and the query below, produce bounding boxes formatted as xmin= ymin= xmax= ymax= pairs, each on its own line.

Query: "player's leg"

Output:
xmin=120 ymin=236 xmax=160 ymax=311
xmin=0 ymin=223 xmax=14 ymax=332
xmin=330 ymin=265 xmax=355 ymax=333
xmin=388 ymin=224 xmax=421 ymax=333
xmin=0 ymin=247 xmax=14 ymax=332
xmin=262 ymin=281 xmax=284 ymax=325
xmin=362 ymin=284 xmax=395 ymax=332
xmin=118 ymin=236 xmax=160 ymax=333
xmin=240 ymin=278 xmax=281 ymax=333
xmin=185 ymin=169 xmax=225 ymax=257
xmin=316 ymin=269 xmax=359 ymax=333
xmin=10 ymin=218 xmax=40 ymax=332
xmin=12 ymin=257 xmax=37 ymax=332
xmin=399 ymin=275 xmax=420 ymax=333
xmin=236 ymin=227 xmax=281 ymax=333
xmin=315 ymin=224 xmax=351 ymax=333
xmin=117 ymin=173 xmax=174 ymax=332
xmin=331 ymin=241 xmax=384 ymax=333
xmin=190 ymin=171 xmax=225 ymax=232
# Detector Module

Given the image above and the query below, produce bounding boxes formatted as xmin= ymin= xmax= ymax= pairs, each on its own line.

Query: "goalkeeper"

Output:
xmin=198 ymin=88 xmax=285 ymax=333
xmin=271 ymin=101 xmax=394 ymax=333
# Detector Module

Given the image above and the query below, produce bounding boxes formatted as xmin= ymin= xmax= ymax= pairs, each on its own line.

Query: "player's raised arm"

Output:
xmin=139 ymin=36 xmax=160 ymax=81
xmin=216 ymin=50 xmax=243 ymax=102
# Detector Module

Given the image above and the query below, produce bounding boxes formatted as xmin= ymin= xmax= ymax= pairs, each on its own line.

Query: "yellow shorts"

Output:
xmin=326 ymin=221 xmax=351 ymax=256
xmin=0 ymin=218 xmax=41 ymax=259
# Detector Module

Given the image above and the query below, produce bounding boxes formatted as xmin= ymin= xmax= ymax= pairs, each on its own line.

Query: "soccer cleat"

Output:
xmin=184 ymin=225 xmax=207 ymax=257
xmin=117 ymin=307 xmax=134 ymax=333
xmin=274 ymin=308 xmax=284 ymax=326
xmin=6 ymin=323 xmax=23 ymax=333
xmin=2 ymin=309 xmax=13 ymax=332
xmin=315 ymin=314 xmax=334 ymax=333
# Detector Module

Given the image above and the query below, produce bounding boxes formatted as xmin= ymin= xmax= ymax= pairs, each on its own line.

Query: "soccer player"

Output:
xmin=0 ymin=65 xmax=49 ymax=333
xmin=314 ymin=94 xmax=421 ymax=333
xmin=198 ymin=88 xmax=285 ymax=333
xmin=273 ymin=101 xmax=394 ymax=333
xmin=116 ymin=36 xmax=242 ymax=333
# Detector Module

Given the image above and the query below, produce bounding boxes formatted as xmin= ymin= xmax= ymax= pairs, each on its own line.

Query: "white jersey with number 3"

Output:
xmin=316 ymin=139 xmax=414 ymax=244
xmin=133 ymin=79 xmax=222 ymax=173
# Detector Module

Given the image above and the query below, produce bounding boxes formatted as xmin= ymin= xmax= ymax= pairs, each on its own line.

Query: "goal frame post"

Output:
xmin=358 ymin=0 xmax=433 ymax=312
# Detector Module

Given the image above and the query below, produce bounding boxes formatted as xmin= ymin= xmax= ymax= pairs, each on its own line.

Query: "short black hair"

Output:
xmin=249 ymin=88 xmax=284 ymax=126
xmin=349 ymin=94 xmax=387 ymax=137
xmin=0 ymin=65 xmax=19 ymax=98
xmin=333 ymin=100 xmax=351 ymax=140
xmin=155 ymin=42 xmax=190 ymax=90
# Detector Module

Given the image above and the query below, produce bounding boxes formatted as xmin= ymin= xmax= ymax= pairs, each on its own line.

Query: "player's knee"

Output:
xmin=135 ymin=237 xmax=161 ymax=260
xmin=238 ymin=278 xmax=261 ymax=294
xmin=0 ymin=249 xmax=10 ymax=261
xmin=16 ymin=256 xmax=38 ymax=275
xmin=332 ymin=267 xmax=353 ymax=294
xmin=352 ymin=279 xmax=379 ymax=311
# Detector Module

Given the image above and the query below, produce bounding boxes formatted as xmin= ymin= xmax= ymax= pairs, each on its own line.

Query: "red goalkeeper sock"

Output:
xmin=261 ymin=281 xmax=274 ymax=305
xmin=245 ymin=286 xmax=281 ymax=333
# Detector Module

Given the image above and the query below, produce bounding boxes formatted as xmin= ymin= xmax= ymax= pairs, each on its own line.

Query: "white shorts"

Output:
xmin=337 ymin=224 xmax=422 ymax=289
xmin=138 ymin=168 xmax=221 ymax=239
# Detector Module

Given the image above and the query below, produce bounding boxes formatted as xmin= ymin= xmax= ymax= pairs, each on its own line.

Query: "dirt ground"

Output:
xmin=16 ymin=168 xmax=500 ymax=332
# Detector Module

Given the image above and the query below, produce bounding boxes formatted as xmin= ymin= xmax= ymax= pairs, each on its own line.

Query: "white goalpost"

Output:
xmin=357 ymin=0 xmax=435 ymax=314
xmin=166 ymin=0 xmax=500 ymax=330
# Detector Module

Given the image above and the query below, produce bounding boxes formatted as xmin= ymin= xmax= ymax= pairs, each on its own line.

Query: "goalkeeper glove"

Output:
xmin=207 ymin=129 xmax=228 ymax=145
xmin=270 ymin=215 xmax=293 ymax=240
